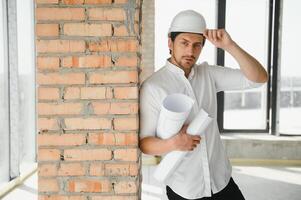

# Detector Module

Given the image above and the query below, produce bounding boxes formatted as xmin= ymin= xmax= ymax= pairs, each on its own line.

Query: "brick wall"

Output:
xmin=140 ymin=0 xmax=154 ymax=82
xmin=35 ymin=0 xmax=141 ymax=199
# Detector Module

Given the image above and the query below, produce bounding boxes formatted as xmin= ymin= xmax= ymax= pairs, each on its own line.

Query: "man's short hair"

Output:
xmin=169 ymin=32 xmax=184 ymax=42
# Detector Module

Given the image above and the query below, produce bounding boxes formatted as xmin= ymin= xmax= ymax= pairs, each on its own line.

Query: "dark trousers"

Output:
xmin=166 ymin=177 xmax=245 ymax=200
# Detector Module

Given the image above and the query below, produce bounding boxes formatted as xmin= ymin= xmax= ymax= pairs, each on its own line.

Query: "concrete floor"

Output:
xmin=141 ymin=166 xmax=301 ymax=200
xmin=232 ymin=166 xmax=301 ymax=200
xmin=1 ymin=172 xmax=37 ymax=200
xmin=1 ymin=166 xmax=301 ymax=200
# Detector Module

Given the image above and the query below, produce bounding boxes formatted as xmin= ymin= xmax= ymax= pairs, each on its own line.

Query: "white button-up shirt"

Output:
xmin=140 ymin=60 xmax=264 ymax=199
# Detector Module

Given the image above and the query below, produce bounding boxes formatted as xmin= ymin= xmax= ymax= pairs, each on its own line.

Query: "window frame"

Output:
xmin=0 ymin=0 xmax=37 ymax=187
xmin=7 ymin=0 xmax=21 ymax=179
xmin=216 ymin=0 xmax=282 ymax=135
xmin=0 ymin=0 xmax=10 ymax=184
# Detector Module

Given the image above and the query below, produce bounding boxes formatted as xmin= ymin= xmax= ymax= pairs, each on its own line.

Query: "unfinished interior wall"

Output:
xmin=35 ymin=0 xmax=141 ymax=199
xmin=140 ymin=0 xmax=154 ymax=82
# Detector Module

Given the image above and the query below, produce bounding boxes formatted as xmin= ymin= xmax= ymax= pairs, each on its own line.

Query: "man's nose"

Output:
xmin=186 ymin=45 xmax=194 ymax=55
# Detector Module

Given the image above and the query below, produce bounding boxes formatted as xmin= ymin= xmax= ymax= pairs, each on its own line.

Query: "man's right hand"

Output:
xmin=171 ymin=125 xmax=201 ymax=151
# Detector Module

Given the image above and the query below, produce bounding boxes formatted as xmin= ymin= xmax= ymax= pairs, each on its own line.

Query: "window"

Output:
xmin=141 ymin=0 xmax=301 ymax=199
xmin=279 ymin=0 xmax=301 ymax=135
xmin=223 ymin=0 xmax=269 ymax=130
xmin=0 ymin=0 xmax=36 ymax=188
xmin=16 ymin=0 xmax=36 ymax=170
xmin=149 ymin=0 xmax=300 ymax=135
xmin=0 ymin=0 xmax=10 ymax=184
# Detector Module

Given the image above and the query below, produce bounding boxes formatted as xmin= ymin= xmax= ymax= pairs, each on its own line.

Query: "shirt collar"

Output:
xmin=165 ymin=59 xmax=195 ymax=80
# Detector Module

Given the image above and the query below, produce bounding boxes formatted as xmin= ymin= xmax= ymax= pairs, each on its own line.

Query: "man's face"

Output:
xmin=168 ymin=32 xmax=204 ymax=70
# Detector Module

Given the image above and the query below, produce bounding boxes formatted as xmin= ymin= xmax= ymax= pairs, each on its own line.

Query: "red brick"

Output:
xmin=64 ymin=149 xmax=112 ymax=161
xmin=88 ymin=8 xmax=126 ymax=21
xmin=64 ymin=23 xmax=112 ymax=37
xmin=104 ymin=163 xmax=138 ymax=176
xmin=62 ymin=55 xmax=112 ymax=68
xmin=36 ymin=0 xmax=58 ymax=4
xmin=38 ymin=103 xmax=82 ymax=115
xmin=114 ymin=117 xmax=138 ymax=130
xmin=64 ymin=87 xmax=80 ymax=99
xmin=113 ymin=148 xmax=137 ymax=161
xmin=88 ymin=132 xmax=115 ymax=145
xmin=92 ymin=102 xmax=138 ymax=115
xmin=129 ymin=163 xmax=138 ymax=176
xmin=89 ymin=40 xmax=138 ymax=52
xmin=106 ymin=87 xmax=113 ymax=99
xmin=88 ymin=40 xmax=110 ymax=52
xmin=109 ymin=40 xmax=138 ymax=52
xmin=85 ymin=0 xmax=112 ymax=4
xmin=62 ymin=0 xmax=84 ymax=4
xmin=39 ymin=179 xmax=59 ymax=192
xmin=106 ymin=163 xmax=129 ymax=176
xmin=38 ymin=149 xmax=61 ymax=161
xmin=58 ymin=163 xmax=85 ymax=176
xmin=64 ymin=118 xmax=111 ymax=130
xmin=114 ymin=56 xmax=138 ymax=68
xmin=37 ymin=40 xmax=85 ymax=53
xmin=38 ymin=134 xmax=86 ymax=146
xmin=38 ymin=88 xmax=60 ymax=100
xmin=89 ymin=71 xmax=138 ymax=84
xmin=39 ymin=196 xmax=86 ymax=200
xmin=89 ymin=163 xmax=104 ymax=176
xmin=37 ymin=57 xmax=60 ymax=70
xmin=113 ymin=24 xmax=139 ymax=37
xmin=113 ymin=0 xmax=128 ymax=3
xmin=36 ymin=8 xmax=85 ymax=21
xmin=115 ymin=132 xmax=138 ymax=146
xmin=114 ymin=87 xmax=138 ymax=99
xmin=37 ymin=73 xmax=85 ymax=85
xmin=68 ymin=179 xmax=112 ymax=192
xmin=114 ymin=181 xmax=137 ymax=194
xmin=135 ymin=10 xmax=139 ymax=22
xmin=90 ymin=102 xmax=110 ymax=115
xmin=91 ymin=196 xmax=137 ymax=200
xmin=80 ymin=87 xmax=109 ymax=99
xmin=110 ymin=102 xmax=138 ymax=114
xmin=38 ymin=164 xmax=57 ymax=177
xmin=38 ymin=118 xmax=59 ymax=131
xmin=36 ymin=24 xmax=59 ymax=37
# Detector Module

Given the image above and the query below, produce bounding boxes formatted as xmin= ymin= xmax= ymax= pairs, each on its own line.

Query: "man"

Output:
xmin=139 ymin=10 xmax=268 ymax=200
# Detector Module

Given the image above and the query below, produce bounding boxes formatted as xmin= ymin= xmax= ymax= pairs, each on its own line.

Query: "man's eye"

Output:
xmin=194 ymin=44 xmax=202 ymax=48
xmin=181 ymin=41 xmax=189 ymax=46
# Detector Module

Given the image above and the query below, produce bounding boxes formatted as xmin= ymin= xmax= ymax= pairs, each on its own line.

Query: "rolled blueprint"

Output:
xmin=153 ymin=109 xmax=213 ymax=182
xmin=156 ymin=93 xmax=194 ymax=139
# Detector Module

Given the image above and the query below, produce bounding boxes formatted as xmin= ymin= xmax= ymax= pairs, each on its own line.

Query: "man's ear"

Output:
xmin=168 ymin=37 xmax=173 ymax=53
xmin=202 ymin=37 xmax=206 ymax=46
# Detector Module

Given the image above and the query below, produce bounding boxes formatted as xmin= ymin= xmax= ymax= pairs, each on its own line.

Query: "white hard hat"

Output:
xmin=168 ymin=10 xmax=206 ymax=34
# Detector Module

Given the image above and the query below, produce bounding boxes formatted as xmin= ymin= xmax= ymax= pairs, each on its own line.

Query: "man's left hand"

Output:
xmin=204 ymin=29 xmax=234 ymax=50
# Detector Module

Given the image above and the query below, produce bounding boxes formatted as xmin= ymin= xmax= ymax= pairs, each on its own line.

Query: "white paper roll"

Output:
xmin=156 ymin=93 xmax=194 ymax=139
xmin=187 ymin=109 xmax=213 ymax=136
xmin=154 ymin=109 xmax=213 ymax=182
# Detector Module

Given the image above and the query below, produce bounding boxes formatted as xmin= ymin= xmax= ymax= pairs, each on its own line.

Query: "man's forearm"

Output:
xmin=225 ymin=42 xmax=268 ymax=83
xmin=139 ymin=136 xmax=176 ymax=156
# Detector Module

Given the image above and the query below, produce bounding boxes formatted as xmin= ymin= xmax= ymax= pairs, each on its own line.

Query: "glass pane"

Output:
xmin=155 ymin=0 xmax=217 ymax=71
xmin=0 ymin=0 xmax=10 ymax=183
xmin=17 ymin=0 xmax=36 ymax=166
xmin=224 ymin=0 xmax=269 ymax=130
xmin=279 ymin=0 xmax=301 ymax=135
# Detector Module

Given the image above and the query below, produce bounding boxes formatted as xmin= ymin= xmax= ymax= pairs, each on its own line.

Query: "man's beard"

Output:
xmin=174 ymin=55 xmax=196 ymax=69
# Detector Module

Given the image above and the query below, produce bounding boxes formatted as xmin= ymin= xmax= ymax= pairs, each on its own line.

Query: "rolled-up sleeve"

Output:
xmin=207 ymin=64 xmax=265 ymax=92
xmin=139 ymin=82 xmax=160 ymax=139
